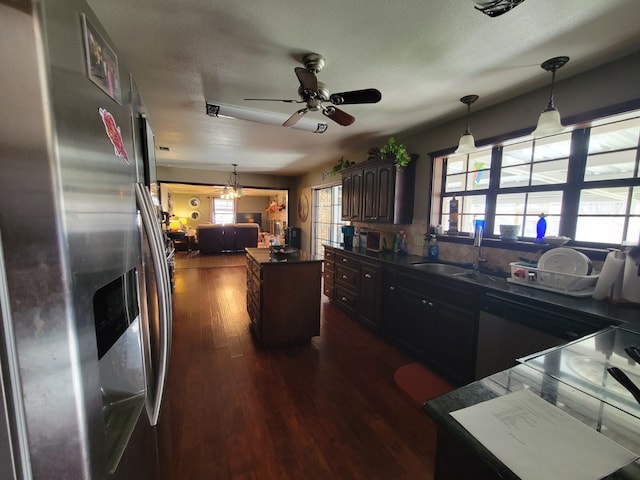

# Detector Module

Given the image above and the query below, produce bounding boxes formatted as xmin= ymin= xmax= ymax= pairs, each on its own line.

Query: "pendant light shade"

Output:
xmin=455 ymin=95 xmax=479 ymax=155
xmin=531 ymin=56 xmax=569 ymax=138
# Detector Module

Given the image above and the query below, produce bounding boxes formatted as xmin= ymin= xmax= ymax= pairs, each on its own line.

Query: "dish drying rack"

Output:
xmin=508 ymin=262 xmax=599 ymax=297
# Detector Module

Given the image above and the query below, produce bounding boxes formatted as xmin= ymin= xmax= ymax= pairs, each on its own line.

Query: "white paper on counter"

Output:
xmin=450 ymin=388 xmax=638 ymax=480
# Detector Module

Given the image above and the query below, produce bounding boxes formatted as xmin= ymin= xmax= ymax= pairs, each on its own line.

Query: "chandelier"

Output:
xmin=221 ymin=164 xmax=244 ymax=199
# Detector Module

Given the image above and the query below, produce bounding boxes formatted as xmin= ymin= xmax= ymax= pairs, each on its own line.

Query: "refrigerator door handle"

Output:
xmin=135 ymin=183 xmax=172 ymax=426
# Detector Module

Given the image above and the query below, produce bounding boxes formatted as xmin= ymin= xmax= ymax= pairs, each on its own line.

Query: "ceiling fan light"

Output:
xmin=532 ymin=108 xmax=564 ymax=138
xmin=455 ymin=133 xmax=477 ymax=154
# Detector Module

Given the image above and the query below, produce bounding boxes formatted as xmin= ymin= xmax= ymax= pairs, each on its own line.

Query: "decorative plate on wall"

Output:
xmin=190 ymin=210 xmax=200 ymax=220
xmin=298 ymin=193 xmax=309 ymax=222
xmin=189 ymin=196 xmax=200 ymax=208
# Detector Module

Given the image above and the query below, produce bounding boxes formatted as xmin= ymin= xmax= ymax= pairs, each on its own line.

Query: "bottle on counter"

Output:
xmin=428 ymin=235 xmax=439 ymax=260
xmin=535 ymin=213 xmax=547 ymax=244
xmin=396 ymin=230 xmax=408 ymax=256
xmin=422 ymin=233 xmax=430 ymax=258
xmin=448 ymin=196 xmax=459 ymax=235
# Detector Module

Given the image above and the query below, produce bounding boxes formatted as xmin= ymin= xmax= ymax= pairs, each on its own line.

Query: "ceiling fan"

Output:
xmin=244 ymin=53 xmax=382 ymax=127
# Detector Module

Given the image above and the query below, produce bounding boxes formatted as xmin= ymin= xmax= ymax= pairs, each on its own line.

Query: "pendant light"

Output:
xmin=531 ymin=56 xmax=569 ymax=138
xmin=455 ymin=95 xmax=479 ymax=155
xmin=221 ymin=164 xmax=244 ymax=199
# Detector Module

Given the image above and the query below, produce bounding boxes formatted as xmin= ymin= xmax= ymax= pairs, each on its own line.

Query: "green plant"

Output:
xmin=380 ymin=136 xmax=411 ymax=168
xmin=330 ymin=156 xmax=355 ymax=175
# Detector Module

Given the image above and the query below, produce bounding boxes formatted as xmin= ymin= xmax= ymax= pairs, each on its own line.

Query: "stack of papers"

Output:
xmin=451 ymin=389 xmax=638 ymax=480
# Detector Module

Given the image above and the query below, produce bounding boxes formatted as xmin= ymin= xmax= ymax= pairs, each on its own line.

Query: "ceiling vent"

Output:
xmin=473 ymin=0 xmax=526 ymax=17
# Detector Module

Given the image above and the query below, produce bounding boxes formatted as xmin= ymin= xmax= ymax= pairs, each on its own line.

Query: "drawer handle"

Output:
xmin=389 ymin=286 xmax=395 ymax=291
xmin=342 ymin=258 xmax=348 ymax=262
xmin=341 ymin=296 xmax=348 ymax=302
xmin=364 ymin=273 xmax=372 ymax=279
xmin=342 ymin=275 xmax=348 ymax=279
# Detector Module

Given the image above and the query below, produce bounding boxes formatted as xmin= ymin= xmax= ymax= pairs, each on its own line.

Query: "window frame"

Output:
xmin=431 ymin=103 xmax=640 ymax=250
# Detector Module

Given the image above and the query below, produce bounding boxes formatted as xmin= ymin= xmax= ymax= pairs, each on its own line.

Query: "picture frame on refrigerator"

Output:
xmin=81 ymin=13 xmax=122 ymax=104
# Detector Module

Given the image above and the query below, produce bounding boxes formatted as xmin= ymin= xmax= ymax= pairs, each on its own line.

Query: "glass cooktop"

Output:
xmin=520 ymin=327 xmax=640 ymax=419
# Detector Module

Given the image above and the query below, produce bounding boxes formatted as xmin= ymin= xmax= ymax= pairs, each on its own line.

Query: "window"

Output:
xmin=312 ymin=185 xmax=343 ymax=259
xmin=212 ymin=198 xmax=234 ymax=224
xmin=435 ymin=111 xmax=640 ymax=246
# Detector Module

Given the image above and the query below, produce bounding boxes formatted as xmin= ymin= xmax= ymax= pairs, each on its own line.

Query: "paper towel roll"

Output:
xmin=622 ymin=254 xmax=640 ymax=303
xmin=592 ymin=251 xmax=625 ymax=300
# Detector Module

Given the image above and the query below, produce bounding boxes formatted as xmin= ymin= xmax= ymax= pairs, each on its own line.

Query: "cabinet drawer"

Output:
xmin=335 ymin=252 xmax=358 ymax=269
xmin=323 ymin=283 xmax=334 ymax=300
xmin=323 ymin=269 xmax=334 ymax=287
xmin=324 ymin=248 xmax=336 ymax=262
xmin=336 ymin=265 xmax=358 ymax=288
xmin=247 ymin=274 xmax=261 ymax=302
xmin=324 ymin=259 xmax=335 ymax=274
xmin=335 ymin=284 xmax=357 ymax=313
xmin=247 ymin=256 xmax=261 ymax=278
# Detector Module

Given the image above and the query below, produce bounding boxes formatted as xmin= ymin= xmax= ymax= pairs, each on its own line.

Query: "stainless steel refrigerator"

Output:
xmin=0 ymin=1 xmax=172 ymax=478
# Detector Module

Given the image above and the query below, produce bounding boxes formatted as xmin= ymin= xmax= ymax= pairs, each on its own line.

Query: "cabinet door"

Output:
xmin=358 ymin=262 xmax=382 ymax=332
xmin=341 ymin=173 xmax=352 ymax=221
xmin=395 ymin=286 xmax=430 ymax=360
xmin=426 ymin=300 xmax=477 ymax=385
xmin=375 ymin=164 xmax=395 ymax=223
xmin=362 ymin=166 xmax=378 ymax=222
xmin=350 ymin=170 xmax=363 ymax=221
xmin=381 ymin=267 xmax=397 ymax=340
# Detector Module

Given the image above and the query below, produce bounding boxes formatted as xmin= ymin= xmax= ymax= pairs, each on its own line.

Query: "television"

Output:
xmin=236 ymin=212 xmax=262 ymax=228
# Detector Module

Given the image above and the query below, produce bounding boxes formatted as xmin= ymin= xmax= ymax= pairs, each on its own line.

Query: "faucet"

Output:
xmin=473 ymin=225 xmax=487 ymax=271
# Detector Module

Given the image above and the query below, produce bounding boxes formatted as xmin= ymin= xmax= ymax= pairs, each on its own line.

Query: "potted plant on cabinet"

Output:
xmin=330 ymin=156 xmax=355 ymax=175
xmin=380 ymin=136 xmax=411 ymax=168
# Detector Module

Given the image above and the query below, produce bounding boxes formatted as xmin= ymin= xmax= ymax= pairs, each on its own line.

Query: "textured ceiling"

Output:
xmin=88 ymin=0 xmax=640 ymax=177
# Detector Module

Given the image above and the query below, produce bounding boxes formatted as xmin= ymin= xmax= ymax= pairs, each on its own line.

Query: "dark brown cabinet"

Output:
xmin=396 ymin=272 xmax=478 ymax=385
xmin=323 ymin=245 xmax=478 ymax=385
xmin=334 ymin=251 xmax=359 ymax=315
xmin=326 ymin=247 xmax=383 ymax=333
xmin=246 ymin=249 xmax=322 ymax=347
xmin=322 ymin=247 xmax=335 ymax=300
xmin=341 ymin=155 xmax=416 ymax=224
xmin=358 ymin=262 xmax=382 ymax=332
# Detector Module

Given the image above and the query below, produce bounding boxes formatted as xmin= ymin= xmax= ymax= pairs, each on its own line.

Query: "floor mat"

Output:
xmin=394 ymin=362 xmax=456 ymax=406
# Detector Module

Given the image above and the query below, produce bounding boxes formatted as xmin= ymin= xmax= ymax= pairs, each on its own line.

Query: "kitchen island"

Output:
xmin=424 ymin=348 xmax=640 ymax=479
xmin=245 ymin=247 xmax=322 ymax=347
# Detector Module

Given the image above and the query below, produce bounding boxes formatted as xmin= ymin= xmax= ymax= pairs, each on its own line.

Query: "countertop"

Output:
xmin=424 ymin=362 xmax=640 ymax=479
xmin=246 ymin=247 xmax=322 ymax=264
xmin=325 ymin=245 xmax=640 ymax=332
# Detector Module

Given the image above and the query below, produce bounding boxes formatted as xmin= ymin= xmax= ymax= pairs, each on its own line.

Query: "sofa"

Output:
xmin=197 ymin=223 xmax=259 ymax=254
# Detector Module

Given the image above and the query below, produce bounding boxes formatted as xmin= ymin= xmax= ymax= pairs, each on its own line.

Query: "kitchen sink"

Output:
xmin=411 ymin=263 xmax=470 ymax=275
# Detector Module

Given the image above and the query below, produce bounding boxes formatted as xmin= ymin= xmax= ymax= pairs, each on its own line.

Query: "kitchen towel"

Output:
xmin=593 ymin=251 xmax=625 ymax=301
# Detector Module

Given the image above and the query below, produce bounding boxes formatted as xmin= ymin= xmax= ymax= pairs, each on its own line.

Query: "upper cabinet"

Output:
xmin=341 ymin=154 xmax=417 ymax=224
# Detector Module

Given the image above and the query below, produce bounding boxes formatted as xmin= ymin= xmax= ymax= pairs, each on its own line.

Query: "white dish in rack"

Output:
xmin=538 ymin=247 xmax=591 ymax=276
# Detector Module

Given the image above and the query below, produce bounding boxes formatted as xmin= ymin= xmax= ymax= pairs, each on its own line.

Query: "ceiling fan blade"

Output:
xmin=294 ymin=67 xmax=318 ymax=95
xmin=283 ymin=108 xmax=308 ymax=127
xmin=329 ymin=88 xmax=382 ymax=105
xmin=244 ymin=98 xmax=301 ymax=103
xmin=322 ymin=106 xmax=355 ymax=126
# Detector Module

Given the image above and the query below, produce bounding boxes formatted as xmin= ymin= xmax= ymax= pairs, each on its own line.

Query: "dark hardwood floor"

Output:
xmin=165 ymin=252 xmax=438 ymax=480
